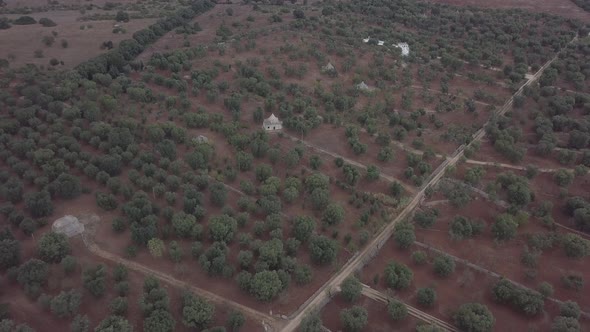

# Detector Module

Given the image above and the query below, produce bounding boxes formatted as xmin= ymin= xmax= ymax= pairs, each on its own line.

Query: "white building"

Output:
xmin=394 ymin=42 xmax=410 ymax=56
xmin=322 ymin=62 xmax=335 ymax=71
xmin=363 ymin=37 xmax=370 ymax=43
xmin=356 ymin=81 xmax=374 ymax=92
xmin=377 ymin=40 xmax=384 ymax=46
xmin=263 ymin=114 xmax=282 ymax=131
xmin=193 ymin=135 xmax=208 ymax=144
xmin=52 ymin=215 xmax=84 ymax=237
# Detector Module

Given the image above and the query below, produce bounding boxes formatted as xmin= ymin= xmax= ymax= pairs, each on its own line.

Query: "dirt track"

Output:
xmin=85 ymin=242 xmax=281 ymax=331
xmin=283 ymin=132 xmax=417 ymax=194
xmin=360 ymin=284 xmax=459 ymax=332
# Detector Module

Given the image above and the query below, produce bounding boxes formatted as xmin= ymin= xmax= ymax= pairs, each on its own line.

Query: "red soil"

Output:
xmin=0 ymin=11 xmax=157 ymax=69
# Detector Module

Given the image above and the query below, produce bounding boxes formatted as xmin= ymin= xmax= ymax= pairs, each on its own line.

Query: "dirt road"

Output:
xmin=361 ymin=284 xmax=459 ymax=332
xmin=283 ymin=133 xmax=417 ymax=194
xmin=85 ymin=242 xmax=281 ymax=331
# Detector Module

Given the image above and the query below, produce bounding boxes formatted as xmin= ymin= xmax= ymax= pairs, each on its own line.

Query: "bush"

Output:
xmin=387 ymin=300 xmax=407 ymax=321
xmin=453 ymin=303 xmax=495 ymax=332
xmin=417 ymin=287 xmax=437 ymax=307
xmin=340 ymin=276 xmax=362 ymax=302
xmin=491 ymin=214 xmax=518 ymax=241
xmin=554 ymin=169 xmax=574 ymax=187
xmin=309 ymin=236 xmax=338 ymax=265
xmin=551 ymin=316 xmax=580 ymax=332
xmin=561 ymin=274 xmax=584 ymax=291
xmin=383 ymin=261 xmax=413 ymax=290
xmin=24 ymin=191 xmax=53 ymax=218
xmin=433 ymin=255 xmax=456 ymax=278
xmin=226 ymin=310 xmax=244 ymax=331
xmin=96 ymin=192 xmax=118 ymax=211
xmin=109 ymin=297 xmax=128 ymax=315
xmin=50 ymin=289 xmax=81 ymax=318
xmin=37 ymin=232 xmax=70 ymax=263
xmin=412 ymin=251 xmax=428 ymax=265
xmin=61 ymin=255 xmax=77 ymax=274
xmin=537 ymin=282 xmax=553 ymax=298
xmin=561 ymin=234 xmax=590 ymax=258
xmin=414 ymin=209 xmax=438 ymax=228
xmin=293 ymin=9 xmax=305 ymax=19
xmin=39 ymin=18 xmax=57 ymax=27
xmin=559 ymin=301 xmax=581 ymax=319
xmin=393 ymin=223 xmax=415 ymax=249
xmin=340 ymin=306 xmax=367 ymax=332
xmin=115 ymin=11 xmax=130 ymax=22
xmin=492 ymin=279 xmax=544 ymax=315
xmin=83 ymin=264 xmax=106 ymax=298
xmin=249 ymin=270 xmax=282 ymax=301
xmin=13 ymin=16 xmax=37 ymax=25
xmin=42 ymin=35 xmax=55 ymax=46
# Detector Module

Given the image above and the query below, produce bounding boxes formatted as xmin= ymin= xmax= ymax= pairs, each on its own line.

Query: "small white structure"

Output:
xmin=193 ymin=135 xmax=208 ymax=144
xmin=362 ymin=36 xmax=370 ymax=43
xmin=377 ymin=40 xmax=384 ymax=46
xmin=263 ymin=114 xmax=282 ymax=131
xmin=322 ymin=62 xmax=335 ymax=71
xmin=52 ymin=215 xmax=84 ymax=237
xmin=356 ymin=81 xmax=374 ymax=92
xmin=394 ymin=42 xmax=410 ymax=56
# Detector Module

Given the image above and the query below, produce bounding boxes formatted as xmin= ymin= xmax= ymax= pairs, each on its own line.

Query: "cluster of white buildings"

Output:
xmin=362 ymin=37 xmax=410 ymax=56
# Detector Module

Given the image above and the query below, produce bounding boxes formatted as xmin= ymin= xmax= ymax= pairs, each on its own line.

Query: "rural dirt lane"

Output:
xmin=85 ymin=242 xmax=281 ymax=331
xmin=283 ymin=133 xmax=417 ymax=194
xmin=361 ymin=284 xmax=459 ymax=332
xmin=281 ymin=36 xmax=577 ymax=332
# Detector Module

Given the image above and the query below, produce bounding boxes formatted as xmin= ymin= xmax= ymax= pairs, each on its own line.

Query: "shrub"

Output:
xmin=551 ymin=316 xmax=580 ymax=332
xmin=559 ymin=301 xmax=581 ymax=319
xmin=387 ymin=300 xmax=407 ymax=321
xmin=453 ymin=303 xmax=495 ymax=332
xmin=412 ymin=251 xmax=428 ymax=265
xmin=340 ymin=306 xmax=367 ymax=332
xmin=492 ymin=279 xmax=544 ymax=315
xmin=417 ymin=287 xmax=437 ymax=307
xmin=433 ymin=255 xmax=456 ymax=278
xmin=14 ymin=16 xmax=37 ymax=25
xmin=383 ymin=261 xmax=413 ymax=290
xmin=561 ymin=274 xmax=584 ymax=291
xmin=340 ymin=276 xmax=362 ymax=302
xmin=39 ymin=18 xmax=57 ymax=27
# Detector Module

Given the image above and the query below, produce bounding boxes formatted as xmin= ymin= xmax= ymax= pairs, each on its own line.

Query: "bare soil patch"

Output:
xmin=0 ymin=11 xmax=156 ymax=68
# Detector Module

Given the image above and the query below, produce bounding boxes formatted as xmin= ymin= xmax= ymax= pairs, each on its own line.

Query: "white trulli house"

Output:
xmin=356 ymin=81 xmax=374 ymax=92
xmin=52 ymin=215 xmax=85 ymax=237
xmin=263 ymin=114 xmax=282 ymax=131
xmin=394 ymin=42 xmax=410 ymax=56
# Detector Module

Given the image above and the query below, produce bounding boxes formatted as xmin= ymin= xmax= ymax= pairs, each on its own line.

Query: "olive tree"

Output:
xmin=309 ymin=235 xmax=338 ymax=265
xmin=340 ymin=276 xmax=362 ymax=302
xmin=37 ymin=232 xmax=70 ymax=263
xmin=387 ymin=300 xmax=408 ymax=321
xmin=384 ymin=261 xmax=413 ymax=290
xmin=417 ymin=287 xmax=437 ymax=307
xmin=340 ymin=306 xmax=368 ymax=332
xmin=453 ymin=303 xmax=495 ymax=332
xmin=433 ymin=255 xmax=456 ymax=278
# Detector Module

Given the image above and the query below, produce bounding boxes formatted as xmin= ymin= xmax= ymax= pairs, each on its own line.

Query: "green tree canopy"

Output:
xmin=37 ymin=232 xmax=71 ymax=263
xmin=340 ymin=306 xmax=368 ymax=332
xmin=453 ymin=303 xmax=495 ymax=332
xmin=384 ymin=261 xmax=413 ymax=290
xmin=340 ymin=276 xmax=362 ymax=302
